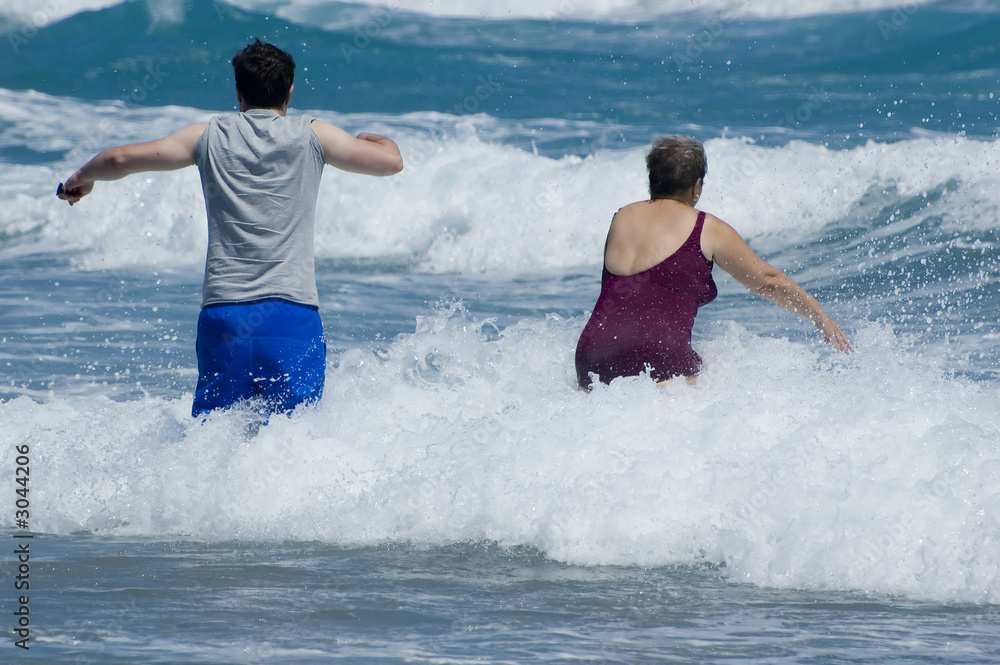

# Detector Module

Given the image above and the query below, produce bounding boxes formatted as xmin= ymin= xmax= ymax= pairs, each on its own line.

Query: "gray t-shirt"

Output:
xmin=193 ymin=109 xmax=326 ymax=308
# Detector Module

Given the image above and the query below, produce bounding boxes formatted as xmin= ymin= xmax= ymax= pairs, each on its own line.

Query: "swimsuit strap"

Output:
xmin=688 ymin=210 xmax=706 ymax=247
xmin=682 ymin=210 xmax=709 ymax=261
xmin=602 ymin=209 xmax=709 ymax=280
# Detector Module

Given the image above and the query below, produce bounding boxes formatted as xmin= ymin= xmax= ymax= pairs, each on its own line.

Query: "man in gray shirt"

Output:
xmin=59 ymin=41 xmax=403 ymax=417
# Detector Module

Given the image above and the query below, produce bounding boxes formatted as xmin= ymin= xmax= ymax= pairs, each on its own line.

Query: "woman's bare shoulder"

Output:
xmin=700 ymin=211 xmax=741 ymax=241
xmin=617 ymin=200 xmax=648 ymax=212
xmin=609 ymin=200 xmax=648 ymax=222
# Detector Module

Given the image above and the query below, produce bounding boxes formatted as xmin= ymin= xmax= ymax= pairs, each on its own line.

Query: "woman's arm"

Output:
xmin=702 ymin=214 xmax=852 ymax=353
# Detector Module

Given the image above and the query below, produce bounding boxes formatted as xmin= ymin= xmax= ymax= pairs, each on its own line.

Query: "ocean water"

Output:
xmin=2 ymin=0 xmax=1000 ymax=662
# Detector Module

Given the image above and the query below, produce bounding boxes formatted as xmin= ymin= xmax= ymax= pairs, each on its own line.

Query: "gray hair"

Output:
xmin=646 ymin=135 xmax=707 ymax=199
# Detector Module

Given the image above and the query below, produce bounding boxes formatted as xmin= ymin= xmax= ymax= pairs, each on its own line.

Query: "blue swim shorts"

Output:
xmin=192 ymin=299 xmax=327 ymax=416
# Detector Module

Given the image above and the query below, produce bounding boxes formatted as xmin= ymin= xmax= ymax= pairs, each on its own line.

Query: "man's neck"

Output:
xmin=240 ymin=105 xmax=287 ymax=116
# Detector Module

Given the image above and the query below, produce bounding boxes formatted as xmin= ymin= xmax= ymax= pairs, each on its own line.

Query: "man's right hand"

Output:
xmin=57 ymin=177 xmax=93 ymax=206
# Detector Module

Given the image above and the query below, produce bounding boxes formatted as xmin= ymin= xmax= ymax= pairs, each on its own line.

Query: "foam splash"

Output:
xmin=224 ymin=0 xmax=942 ymax=22
xmin=0 ymin=0 xmax=124 ymax=28
xmin=10 ymin=89 xmax=1000 ymax=278
xmin=3 ymin=304 xmax=998 ymax=603
xmin=0 ymin=0 xmax=946 ymax=31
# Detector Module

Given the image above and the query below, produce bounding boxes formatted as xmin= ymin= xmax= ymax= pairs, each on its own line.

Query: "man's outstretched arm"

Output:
xmin=310 ymin=120 xmax=403 ymax=176
xmin=58 ymin=123 xmax=207 ymax=205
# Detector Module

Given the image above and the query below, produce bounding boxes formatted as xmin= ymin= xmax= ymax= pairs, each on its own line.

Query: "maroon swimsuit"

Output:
xmin=575 ymin=210 xmax=718 ymax=388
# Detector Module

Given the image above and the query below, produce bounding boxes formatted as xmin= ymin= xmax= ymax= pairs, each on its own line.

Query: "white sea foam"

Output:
xmin=705 ymin=135 xmax=1000 ymax=249
xmin=0 ymin=0 xmax=123 ymax=27
xmin=2 ymin=304 xmax=998 ymax=603
xmin=10 ymin=87 xmax=1000 ymax=277
xmin=0 ymin=0 xmax=944 ymax=28
xmin=0 ymin=0 xmax=188 ymax=31
xmin=223 ymin=0 xmax=942 ymax=22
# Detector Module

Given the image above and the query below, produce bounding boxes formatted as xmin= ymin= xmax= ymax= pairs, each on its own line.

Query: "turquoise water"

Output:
xmin=2 ymin=0 xmax=1000 ymax=661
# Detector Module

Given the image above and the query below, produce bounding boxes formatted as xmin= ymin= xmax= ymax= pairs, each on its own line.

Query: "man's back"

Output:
xmin=58 ymin=40 xmax=402 ymax=417
xmin=194 ymin=109 xmax=326 ymax=308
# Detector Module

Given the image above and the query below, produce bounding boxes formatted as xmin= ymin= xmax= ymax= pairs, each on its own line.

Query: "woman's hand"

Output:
xmin=815 ymin=313 xmax=853 ymax=354
xmin=704 ymin=213 xmax=852 ymax=354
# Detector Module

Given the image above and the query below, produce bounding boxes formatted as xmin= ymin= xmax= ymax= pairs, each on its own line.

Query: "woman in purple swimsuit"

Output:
xmin=575 ymin=135 xmax=852 ymax=390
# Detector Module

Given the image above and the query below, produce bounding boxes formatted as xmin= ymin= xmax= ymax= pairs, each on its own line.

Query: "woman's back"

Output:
xmin=575 ymin=134 xmax=850 ymax=391
xmin=603 ymin=199 xmax=710 ymax=276
xmin=575 ymin=206 xmax=717 ymax=389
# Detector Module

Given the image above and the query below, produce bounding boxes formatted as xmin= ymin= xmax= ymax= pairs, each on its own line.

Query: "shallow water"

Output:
xmin=1 ymin=0 xmax=999 ymax=661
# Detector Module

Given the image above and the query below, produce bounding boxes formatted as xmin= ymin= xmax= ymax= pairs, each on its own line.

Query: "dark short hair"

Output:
xmin=232 ymin=40 xmax=295 ymax=108
xmin=646 ymin=135 xmax=707 ymax=200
